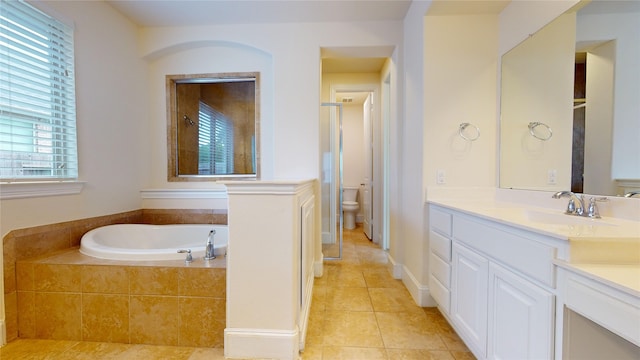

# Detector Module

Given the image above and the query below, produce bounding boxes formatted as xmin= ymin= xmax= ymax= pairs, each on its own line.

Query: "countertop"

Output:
xmin=554 ymin=260 xmax=640 ymax=298
xmin=427 ymin=198 xmax=640 ymax=241
xmin=426 ymin=189 xmax=640 ymax=298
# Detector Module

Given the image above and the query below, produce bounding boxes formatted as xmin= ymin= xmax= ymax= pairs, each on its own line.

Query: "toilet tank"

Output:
xmin=343 ymin=186 xmax=359 ymax=202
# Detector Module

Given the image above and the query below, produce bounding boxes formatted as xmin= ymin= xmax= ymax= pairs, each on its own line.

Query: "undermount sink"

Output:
xmin=525 ymin=209 xmax=617 ymax=227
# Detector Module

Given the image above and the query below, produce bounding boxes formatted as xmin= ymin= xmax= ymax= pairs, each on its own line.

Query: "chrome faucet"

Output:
xmin=177 ymin=249 xmax=193 ymax=263
xmin=552 ymin=191 xmax=604 ymax=218
xmin=204 ymin=229 xmax=216 ymax=260
xmin=552 ymin=191 xmax=585 ymax=216
xmin=624 ymin=191 xmax=640 ymax=198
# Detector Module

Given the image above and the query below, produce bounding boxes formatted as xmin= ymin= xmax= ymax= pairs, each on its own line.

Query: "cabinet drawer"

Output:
xmin=429 ymin=274 xmax=450 ymax=314
xmin=454 ymin=216 xmax=556 ymax=287
xmin=430 ymin=252 xmax=451 ymax=287
xmin=430 ymin=230 xmax=452 ymax=261
xmin=430 ymin=207 xmax=452 ymax=237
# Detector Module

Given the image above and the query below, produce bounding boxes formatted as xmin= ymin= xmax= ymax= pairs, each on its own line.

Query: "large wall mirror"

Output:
xmin=499 ymin=1 xmax=639 ymax=196
xmin=167 ymin=72 xmax=260 ymax=181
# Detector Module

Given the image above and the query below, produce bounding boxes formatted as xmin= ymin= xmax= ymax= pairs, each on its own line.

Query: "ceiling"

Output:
xmin=106 ymin=0 xmax=413 ymax=27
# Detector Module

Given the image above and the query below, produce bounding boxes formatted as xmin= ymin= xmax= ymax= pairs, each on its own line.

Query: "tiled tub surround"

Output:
xmin=3 ymin=208 xmax=227 ymax=342
xmin=16 ymin=250 xmax=226 ymax=347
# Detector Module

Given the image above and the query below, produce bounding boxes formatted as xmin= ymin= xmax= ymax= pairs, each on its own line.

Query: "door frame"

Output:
xmin=330 ymin=83 xmax=385 ymax=245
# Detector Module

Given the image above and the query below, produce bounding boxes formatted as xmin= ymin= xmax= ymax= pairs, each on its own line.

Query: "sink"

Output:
xmin=525 ymin=209 xmax=617 ymax=227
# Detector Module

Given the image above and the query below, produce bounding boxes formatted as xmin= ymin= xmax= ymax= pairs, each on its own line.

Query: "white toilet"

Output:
xmin=342 ymin=186 xmax=359 ymax=230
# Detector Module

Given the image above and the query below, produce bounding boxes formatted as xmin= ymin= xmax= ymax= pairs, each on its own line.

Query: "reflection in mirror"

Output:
xmin=167 ymin=73 xmax=260 ymax=181
xmin=500 ymin=13 xmax=576 ymax=192
xmin=499 ymin=2 xmax=640 ymax=196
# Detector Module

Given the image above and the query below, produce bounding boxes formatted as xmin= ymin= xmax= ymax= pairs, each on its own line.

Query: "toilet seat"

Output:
xmin=343 ymin=201 xmax=358 ymax=206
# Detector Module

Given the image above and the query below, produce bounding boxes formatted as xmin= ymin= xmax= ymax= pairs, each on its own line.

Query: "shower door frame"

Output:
xmin=321 ymin=102 xmax=343 ymax=260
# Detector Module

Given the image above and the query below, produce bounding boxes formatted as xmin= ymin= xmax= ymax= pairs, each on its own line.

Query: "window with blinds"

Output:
xmin=198 ymin=101 xmax=234 ymax=175
xmin=0 ymin=0 xmax=78 ymax=181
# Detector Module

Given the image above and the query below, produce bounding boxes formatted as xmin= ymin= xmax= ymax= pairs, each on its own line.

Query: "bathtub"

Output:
xmin=80 ymin=224 xmax=228 ymax=261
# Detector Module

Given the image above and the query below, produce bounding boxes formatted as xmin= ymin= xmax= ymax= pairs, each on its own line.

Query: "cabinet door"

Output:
xmin=488 ymin=263 xmax=555 ymax=360
xmin=451 ymin=243 xmax=489 ymax=358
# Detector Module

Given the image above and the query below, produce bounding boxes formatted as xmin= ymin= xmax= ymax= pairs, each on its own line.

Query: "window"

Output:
xmin=0 ymin=0 xmax=77 ymax=181
xmin=198 ymin=101 xmax=234 ymax=175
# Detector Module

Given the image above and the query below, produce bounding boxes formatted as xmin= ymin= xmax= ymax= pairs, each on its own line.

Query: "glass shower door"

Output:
xmin=320 ymin=103 xmax=342 ymax=259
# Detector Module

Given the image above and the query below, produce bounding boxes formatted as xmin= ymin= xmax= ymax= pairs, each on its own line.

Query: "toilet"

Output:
xmin=342 ymin=186 xmax=359 ymax=230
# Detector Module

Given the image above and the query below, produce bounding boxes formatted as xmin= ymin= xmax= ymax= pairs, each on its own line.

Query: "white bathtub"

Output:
xmin=80 ymin=224 xmax=228 ymax=261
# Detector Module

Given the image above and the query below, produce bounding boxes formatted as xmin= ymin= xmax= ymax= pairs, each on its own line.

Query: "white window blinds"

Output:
xmin=0 ymin=0 xmax=78 ymax=181
xmin=198 ymin=101 xmax=234 ymax=175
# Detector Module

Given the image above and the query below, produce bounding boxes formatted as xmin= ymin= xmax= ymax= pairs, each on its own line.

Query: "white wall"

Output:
xmin=0 ymin=1 xmax=149 ymax=238
xmin=140 ymin=21 xmax=403 ymax=184
xmin=397 ymin=0 xmax=430 ymax=304
xmin=419 ymin=13 xmax=499 ymax=306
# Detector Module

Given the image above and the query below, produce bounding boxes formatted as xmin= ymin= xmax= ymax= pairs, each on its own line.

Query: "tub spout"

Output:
xmin=204 ymin=230 xmax=216 ymax=260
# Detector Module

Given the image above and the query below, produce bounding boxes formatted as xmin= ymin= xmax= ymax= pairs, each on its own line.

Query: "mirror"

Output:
xmin=167 ymin=72 xmax=260 ymax=181
xmin=499 ymin=2 xmax=640 ymax=196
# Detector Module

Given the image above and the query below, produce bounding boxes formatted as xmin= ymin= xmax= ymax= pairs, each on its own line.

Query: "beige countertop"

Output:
xmin=554 ymin=260 xmax=640 ymax=297
xmin=427 ymin=192 xmax=640 ymax=298
xmin=428 ymin=198 xmax=640 ymax=241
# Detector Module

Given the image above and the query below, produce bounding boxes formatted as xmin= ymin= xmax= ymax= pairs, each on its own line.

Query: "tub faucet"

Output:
xmin=552 ymin=191 xmax=585 ymax=216
xmin=624 ymin=191 xmax=640 ymax=198
xmin=177 ymin=249 xmax=193 ymax=263
xmin=204 ymin=229 xmax=216 ymax=260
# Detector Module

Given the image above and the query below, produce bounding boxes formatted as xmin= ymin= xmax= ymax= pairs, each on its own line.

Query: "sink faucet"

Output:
xmin=552 ymin=191 xmax=585 ymax=216
xmin=204 ymin=229 xmax=216 ymax=260
xmin=552 ymin=191 xmax=604 ymax=218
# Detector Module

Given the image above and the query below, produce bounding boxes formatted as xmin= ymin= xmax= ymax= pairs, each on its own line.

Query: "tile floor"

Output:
xmin=0 ymin=225 xmax=473 ymax=359
xmin=303 ymin=225 xmax=474 ymax=360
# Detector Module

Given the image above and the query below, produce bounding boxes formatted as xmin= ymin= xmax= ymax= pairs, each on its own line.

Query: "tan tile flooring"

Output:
xmin=0 ymin=225 xmax=473 ymax=359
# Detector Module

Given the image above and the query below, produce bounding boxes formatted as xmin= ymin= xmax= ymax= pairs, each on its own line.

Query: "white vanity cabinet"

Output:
xmin=451 ymin=242 xmax=489 ymax=357
xmin=430 ymin=205 xmax=559 ymax=360
xmin=428 ymin=207 xmax=454 ymax=314
xmin=488 ymin=261 xmax=555 ymax=360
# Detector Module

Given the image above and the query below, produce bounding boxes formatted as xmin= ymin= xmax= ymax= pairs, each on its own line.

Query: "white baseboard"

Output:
xmin=385 ymin=253 xmax=436 ymax=307
xmin=386 ymin=253 xmax=403 ymax=279
xmin=401 ymin=265 xmax=437 ymax=307
xmin=314 ymin=260 xmax=324 ymax=278
xmin=224 ymin=328 xmax=299 ymax=360
xmin=0 ymin=320 xmax=5 ymax=346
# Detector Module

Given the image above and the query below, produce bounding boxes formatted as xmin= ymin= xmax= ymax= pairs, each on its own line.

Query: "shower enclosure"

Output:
xmin=320 ymin=103 xmax=342 ymax=259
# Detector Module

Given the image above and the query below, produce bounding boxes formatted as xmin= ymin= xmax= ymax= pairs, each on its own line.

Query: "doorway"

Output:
xmin=320 ymin=50 xmax=393 ymax=260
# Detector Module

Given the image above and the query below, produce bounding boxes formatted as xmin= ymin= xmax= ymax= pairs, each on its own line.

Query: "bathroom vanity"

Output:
xmin=427 ymin=189 xmax=640 ymax=360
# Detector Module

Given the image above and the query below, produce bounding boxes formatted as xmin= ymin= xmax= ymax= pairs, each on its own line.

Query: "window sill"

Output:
xmin=0 ymin=181 xmax=85 ymax=200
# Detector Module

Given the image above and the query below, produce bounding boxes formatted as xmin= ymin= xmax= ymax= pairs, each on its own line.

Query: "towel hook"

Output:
xmin=528 ymin=122 xmax=552 ymax=141
xmin=458 ymin=123 xmax=480 ymax=141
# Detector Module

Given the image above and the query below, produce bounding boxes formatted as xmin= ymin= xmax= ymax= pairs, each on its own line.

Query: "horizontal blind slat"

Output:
xmin=0 ymin=0 xmax=77 ymax=180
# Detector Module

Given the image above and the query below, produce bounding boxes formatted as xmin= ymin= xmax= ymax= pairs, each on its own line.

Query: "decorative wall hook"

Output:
xmin=458 ymin=123 xmax=480 ymax=141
